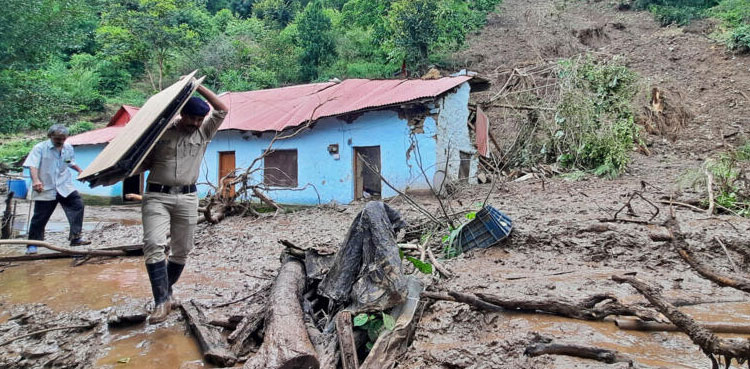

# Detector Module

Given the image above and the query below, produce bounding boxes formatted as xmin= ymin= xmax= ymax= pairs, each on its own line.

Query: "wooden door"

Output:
xmin=219 ymin=152 xmax=236 ymax=198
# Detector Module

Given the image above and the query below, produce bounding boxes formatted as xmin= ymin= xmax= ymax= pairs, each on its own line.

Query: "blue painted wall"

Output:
xmin=73 ymin=144 xmax=125 ymax=198
xmin=202 ymin=108 xmax=440 ymax=205
xmin=73 ymin=82 xmax=474 ymax=205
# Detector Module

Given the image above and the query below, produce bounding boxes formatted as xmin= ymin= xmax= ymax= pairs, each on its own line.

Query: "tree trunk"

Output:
xmin=244 ymin=259 xmax=320 ymax=369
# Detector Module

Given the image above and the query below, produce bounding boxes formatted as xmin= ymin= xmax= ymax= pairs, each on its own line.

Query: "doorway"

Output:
xmin=122 ymin=174 xmax=142 ymax=202
xmin=219 ymin=151 xmax=236 ymax=198
xmin=353 ymin=146 xmax=381 ymax=200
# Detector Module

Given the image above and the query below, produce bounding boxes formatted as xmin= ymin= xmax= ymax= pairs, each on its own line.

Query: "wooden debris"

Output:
xmin=1 ymin=192 xmax=14 ymax=239
xmin=615 ymin=318 xmax=750 ymax=334
xmin=244 ymin=258 xmax=319 ymax=369
xmin=525 ymin=342 xmax=632 ymax=365
xmin=335 ymin=311 xmax=358 ymax=369
xmin=181 ymin=300 xmax=237 ymax=367
xmin=676 ymin=246 xmax=750 ymax=294
xmin=421 ymin=290 xmax=661 ymax=322
xmin=613 ymin=274 xmax=750 ymax=368
xmin=229 ymin=304 xmax=264 ymax=357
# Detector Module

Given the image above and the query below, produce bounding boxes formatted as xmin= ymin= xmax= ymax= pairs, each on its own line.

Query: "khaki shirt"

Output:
xmin=145 ymin=109 xmax=227 ymax=186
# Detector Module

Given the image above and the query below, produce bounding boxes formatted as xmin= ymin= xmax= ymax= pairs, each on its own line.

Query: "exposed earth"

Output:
xmin=2 ymin=0 xmax=750 ymax=368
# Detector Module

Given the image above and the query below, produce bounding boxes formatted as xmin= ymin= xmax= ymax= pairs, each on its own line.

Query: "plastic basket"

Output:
xmin=454 ymin=206 xmax=512 ymax=253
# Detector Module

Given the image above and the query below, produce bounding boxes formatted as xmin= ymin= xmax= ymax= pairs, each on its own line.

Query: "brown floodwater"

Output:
xmin=0 ymin=258 xmax=149 ymax=311
xmin=418 ymin=302 xmax=750 ymax=368
xmin=96 ymin=325 xmax=206 ymax=369
xmin=0 ymin=258 xmax=208 ymax=368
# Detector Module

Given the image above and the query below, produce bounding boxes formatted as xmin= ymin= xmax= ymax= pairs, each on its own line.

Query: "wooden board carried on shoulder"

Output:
xmin=78 ymin=71 xmax=204 ymax=187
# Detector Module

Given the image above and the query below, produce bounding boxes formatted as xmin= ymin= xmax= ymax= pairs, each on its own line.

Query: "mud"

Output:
xmin=2 ymin=0 xmax=750 ymax=368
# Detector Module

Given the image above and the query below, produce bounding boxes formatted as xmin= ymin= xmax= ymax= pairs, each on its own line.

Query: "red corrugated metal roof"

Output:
xmin=70 ymin=76 xmax=471 ymax=145
xmin=219 ymin=76 xmax=472 ymax=132
xmin=67 ymin=125 xmax=125 ymax=146
xmin=70 ymin=105 xmax=141 ymax=146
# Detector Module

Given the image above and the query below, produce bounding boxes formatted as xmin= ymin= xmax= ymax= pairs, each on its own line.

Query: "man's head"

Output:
xmin=47 ymin=124 xmax=69 ymax=148
xmin=177 ymin=97 xmax=210 ymax=132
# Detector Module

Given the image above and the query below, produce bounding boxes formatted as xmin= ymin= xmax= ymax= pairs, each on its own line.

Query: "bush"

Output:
xmin=634 ymin=0 xmax=718 ymax=26
xmin=0 ymin=137 xmax=41 ymax=172
xmin=68 ymin=121 xmax=95 ymax=136
xmin=728 ymin=25 xmax=750 ymax=52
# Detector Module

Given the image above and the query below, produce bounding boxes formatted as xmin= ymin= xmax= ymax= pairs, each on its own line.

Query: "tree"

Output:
xmin=0 ymin=0 xmax=97 ymax=67
xmin=97 ymin=0 xmax=212 ymax=91
xmin=387 ymin=0 xmax=439 ymax=68
xmin=297 ymin=1 xmax=335 ymax=81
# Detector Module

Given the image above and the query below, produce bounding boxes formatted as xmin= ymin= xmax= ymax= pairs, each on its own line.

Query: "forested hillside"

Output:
xmin=0 ymin=0 xmax=747 ymax=174
xmin=0 ymin=0 xmax=501 ymax=136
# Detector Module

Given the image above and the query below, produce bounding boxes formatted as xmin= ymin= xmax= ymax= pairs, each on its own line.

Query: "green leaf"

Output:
xmin=367 ymin=319 xmax=384 ymax=341
xmin=366 ymin=341 xmax=374 ymax=351
xmin=353 ymin=313 xmax=369 ymax=327
xmin=465 ymin=211 xmax=476 ymax=220
xmin=382 ymin=312 xmax=395 ymax=331
xmin=398 ymin=247 xmax=404 ymax=260
xmin=405 ymin=256 xmax=433 ymax=274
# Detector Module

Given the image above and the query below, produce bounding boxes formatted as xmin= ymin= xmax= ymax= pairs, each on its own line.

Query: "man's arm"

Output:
xmin=197 ymin=84 xmax=228 ymax=138
xmin=23 ymin=143 xmax=44 ymax=192
xmin=29 ymin=167 xmax=43 ymax=192
xmin=70 ymin=164 xmax=83 ymax=175
xmin=196 ymin=85 xmax=227 ymax=112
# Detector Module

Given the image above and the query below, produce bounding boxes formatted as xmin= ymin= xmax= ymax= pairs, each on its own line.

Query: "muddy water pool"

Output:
xmin=0 ymin=258 xmax=208 ymax=368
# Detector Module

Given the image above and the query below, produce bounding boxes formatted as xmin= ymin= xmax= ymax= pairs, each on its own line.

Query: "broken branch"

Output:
xmin=612 ymin=274 xmax=750 ymax=367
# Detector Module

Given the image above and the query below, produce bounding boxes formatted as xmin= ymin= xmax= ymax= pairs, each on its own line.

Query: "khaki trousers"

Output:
xmin=142 ymin=192 xmax=198 ymax=265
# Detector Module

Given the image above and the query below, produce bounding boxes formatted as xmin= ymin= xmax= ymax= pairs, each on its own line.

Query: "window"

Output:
xmin=264 ymin=149 xmax=298 ymax=187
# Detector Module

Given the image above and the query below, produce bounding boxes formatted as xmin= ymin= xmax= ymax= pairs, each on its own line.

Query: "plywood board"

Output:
xmin=79 ymin=71 xmax=204 ymax=187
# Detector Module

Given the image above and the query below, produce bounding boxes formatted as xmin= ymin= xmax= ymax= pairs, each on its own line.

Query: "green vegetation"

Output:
xmin=0 ymin=138 xmax=41 ymax=172
xmin=632 ymin=0 xmax=749 ymax=52
xmin=508 ymin=56 xmax=640 ymax=179
xmin=680 ymin=143 xmax=750 ymax=217
xmin=0 ymin=0 xmax=503 ymax=139
xmin=353 ymin=312 xmax=396 ymax=350
xmin=634 ymin=0 xmax=718 ymax=26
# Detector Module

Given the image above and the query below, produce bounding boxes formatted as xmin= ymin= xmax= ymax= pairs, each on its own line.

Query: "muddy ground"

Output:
xmin=2 ymin=0 xmax=750 ymax=368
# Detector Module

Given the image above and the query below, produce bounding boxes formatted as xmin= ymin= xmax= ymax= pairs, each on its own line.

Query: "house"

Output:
xmin=68 ymin=76 xmax=482 ymax=205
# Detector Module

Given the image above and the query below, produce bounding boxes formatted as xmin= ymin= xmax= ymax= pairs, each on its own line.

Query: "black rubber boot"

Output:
xmin=145 ymin=260 xmax=170 ymax=324
xmin=166 ymin=261 xmax=185 ymax=307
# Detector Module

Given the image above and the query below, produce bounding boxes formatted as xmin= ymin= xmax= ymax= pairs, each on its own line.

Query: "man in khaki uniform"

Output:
xmin=141 ymin=84 xmax=228 ymax=324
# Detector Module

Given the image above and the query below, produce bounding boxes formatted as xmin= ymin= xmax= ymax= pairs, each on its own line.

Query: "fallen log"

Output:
xmin=181 ymin=299 xmax=237 ymax=367
xmin=667 ymin=217 xmax=750 ymax=294
xmin=335 ymin=311 xmax=358 ymax=369
xmin=613 ymin=274 xmax=750 ymax=368
xmin=524 ymin=342 xmax=632 ymax=365
xmin=229 ymin=304 xmax=265 ymax=357
xmin=421 ymin=290 xmax=660 ymax=321
xmin=244 ymin=258 xmax=319 ymax=369
xmin=477 ymin=292 xmax=661 ymax=321
xmin=615 ymin=318 xmax=750 ymax=334
xmin=0 ymin=243 xmax=143 ymax=262
xmin=676 ymin=246 xmax=750 ymax=294
xmin=0 ymin=239 xmax=130 ymax=257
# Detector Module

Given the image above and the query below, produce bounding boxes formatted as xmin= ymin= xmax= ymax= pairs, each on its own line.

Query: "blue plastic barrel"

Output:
xmin=8 ymin=179 xmax=27 ymax=199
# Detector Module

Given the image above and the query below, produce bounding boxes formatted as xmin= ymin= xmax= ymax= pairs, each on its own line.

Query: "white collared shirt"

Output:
xmin=23 ymin=140 xmax=78 ymax=201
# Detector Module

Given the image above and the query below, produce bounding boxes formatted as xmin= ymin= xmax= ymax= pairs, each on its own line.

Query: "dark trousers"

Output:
xmin=28 ymin=191 xmax=85 ymax=241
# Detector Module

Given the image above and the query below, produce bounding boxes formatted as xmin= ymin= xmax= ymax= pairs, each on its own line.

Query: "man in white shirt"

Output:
xmin=23 ymin=124 xmax=91 ymax=254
